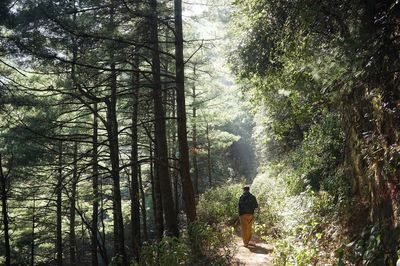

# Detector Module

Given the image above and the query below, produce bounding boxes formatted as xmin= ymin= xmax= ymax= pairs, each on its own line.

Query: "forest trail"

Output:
xmin=232 ymin=234 xmax=274 ymax=265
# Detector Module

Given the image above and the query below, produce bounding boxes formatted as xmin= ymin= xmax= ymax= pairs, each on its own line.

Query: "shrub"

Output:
xmin=134 ymin=237 xmax=189 ymax=266
xmin=188 ymin=222 xmax=235 ymax=265
xmin=134 ymin=222 xmax=235 ymax=266
xmin=251 ymin=171 xmax=285 ymax=238
xmin=272 ymin=190 xmax=343 ymax=265
xmin=343 ymin=225 xmax=390 ymax=265
xmin=197 ymin=184 xmax=243 ymax=226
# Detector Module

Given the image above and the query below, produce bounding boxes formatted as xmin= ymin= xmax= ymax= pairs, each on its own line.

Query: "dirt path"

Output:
xmin=232 ymin=235 xmax=274 ymax=265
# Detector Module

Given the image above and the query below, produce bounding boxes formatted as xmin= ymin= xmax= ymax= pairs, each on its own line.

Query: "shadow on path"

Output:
xmin=245 ymin=244 xmax=273 ymax=254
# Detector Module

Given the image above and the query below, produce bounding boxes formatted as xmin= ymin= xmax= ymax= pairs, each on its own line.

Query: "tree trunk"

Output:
xmin=170 ymin=89 xmax=180 ymax=217
xmin=69 ymin=141 xmax=78 ymax=266
xmin=191 ymin=65 xmax=199 ymax=196
xmin=206 ymin=123 xmax=212 ymax=187
xmin=99 ymin=175 xmax=109 ymax=265
xmin=69 ymin=13 xmax=78 ymax=264
xmin=0 ymin=154 xmax=11 ymax=266
xmin=30 ymin=196 xmax=35 ymax=266
xmin=149 ymin=138 xmax=164 ymax=240
xmin=91 ymin=102 xmax=99 ymax=266
xmin=56 ymin=141 xmax=63 ymax=266
xmin=131 ymin=52 xmax=141 ymax=260
xmin=106 ymin=2 xmax=127 ymax=264
xmin=138 ymin=164 xmax=148 ymax=241
xmin=106 ymin=72 xmax=127 ymax=265
xmin=149 ymin=0 xmax=179 ymax=237
xmin=174 ymin=0 xmax=197 ymax=223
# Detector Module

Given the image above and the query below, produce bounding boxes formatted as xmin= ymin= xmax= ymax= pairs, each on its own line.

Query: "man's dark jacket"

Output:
xmin=238 ymin=191 xmax=258 ymax=215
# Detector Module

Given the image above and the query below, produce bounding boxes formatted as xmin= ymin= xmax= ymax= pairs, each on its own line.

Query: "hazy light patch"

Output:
xmin=184 ymin=0 xmax=237 ymax=91
xmin=183 ymin=0 xmax=209 ymax=16
xmin=184 ymin=0 xmax=227 ymax=40
xmin=278 ymin=89 xmax=291 ymax=96
xmin=184 ymin=0 xmax=242 ymax=116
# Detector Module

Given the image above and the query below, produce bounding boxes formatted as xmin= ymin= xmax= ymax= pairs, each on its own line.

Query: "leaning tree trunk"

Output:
xmin=149 ymin=0 xmax=179 ymax=237
xmin=174 ymin=0 xmax=197 ymax=223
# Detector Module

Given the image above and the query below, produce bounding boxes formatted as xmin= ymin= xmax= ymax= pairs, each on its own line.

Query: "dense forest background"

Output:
xmin=0 ymin=0 xmax=400 ymax=265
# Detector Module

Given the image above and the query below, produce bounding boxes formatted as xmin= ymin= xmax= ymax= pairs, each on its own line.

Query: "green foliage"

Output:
xmin=274 ymin=237 xmax=319 ymax=266
xmin=231 ymin=12 xmax=354 ymax=259
xmin=214 ymin=0 xmax=399 ymax=263
xmin=197 ymin=184 xmax=243 ymax=225
xmin=251 ymin=111 xmax=349 ymax=197
xmin=251 ymin=172 xmax=285 ymax=238
xmin=134 ymin=222 xmax=235 ymax=266
xmin=135 ymin=237 xmax=189 ymax=266
xmin=188 ymin=222 xmax=235 ymax=265
xmin=271 ymin=191 xmax=342 ymax=265
xmin=341 ymin=225 xmax=400 ymax=265
xmin=289 ymin=112 xmax=348 ymax=195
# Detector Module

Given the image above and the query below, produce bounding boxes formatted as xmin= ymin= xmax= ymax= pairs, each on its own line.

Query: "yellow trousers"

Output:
xmin=240 ymin=214 xmax=253 ymax=245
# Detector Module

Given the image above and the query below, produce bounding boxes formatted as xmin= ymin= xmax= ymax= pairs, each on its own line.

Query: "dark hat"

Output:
xmin=243 ymin=186 xmax=250 ymax=191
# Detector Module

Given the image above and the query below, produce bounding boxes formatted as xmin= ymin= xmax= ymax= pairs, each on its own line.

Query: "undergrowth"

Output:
xmin=134 ymin=187 xmax=240 ymax=266
xmin=133 ymin=221 xmax=235 ymax=266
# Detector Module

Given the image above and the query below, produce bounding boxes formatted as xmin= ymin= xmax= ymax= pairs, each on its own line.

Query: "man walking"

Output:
xmin=238 ymin=186 xmax=258 ymax=246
